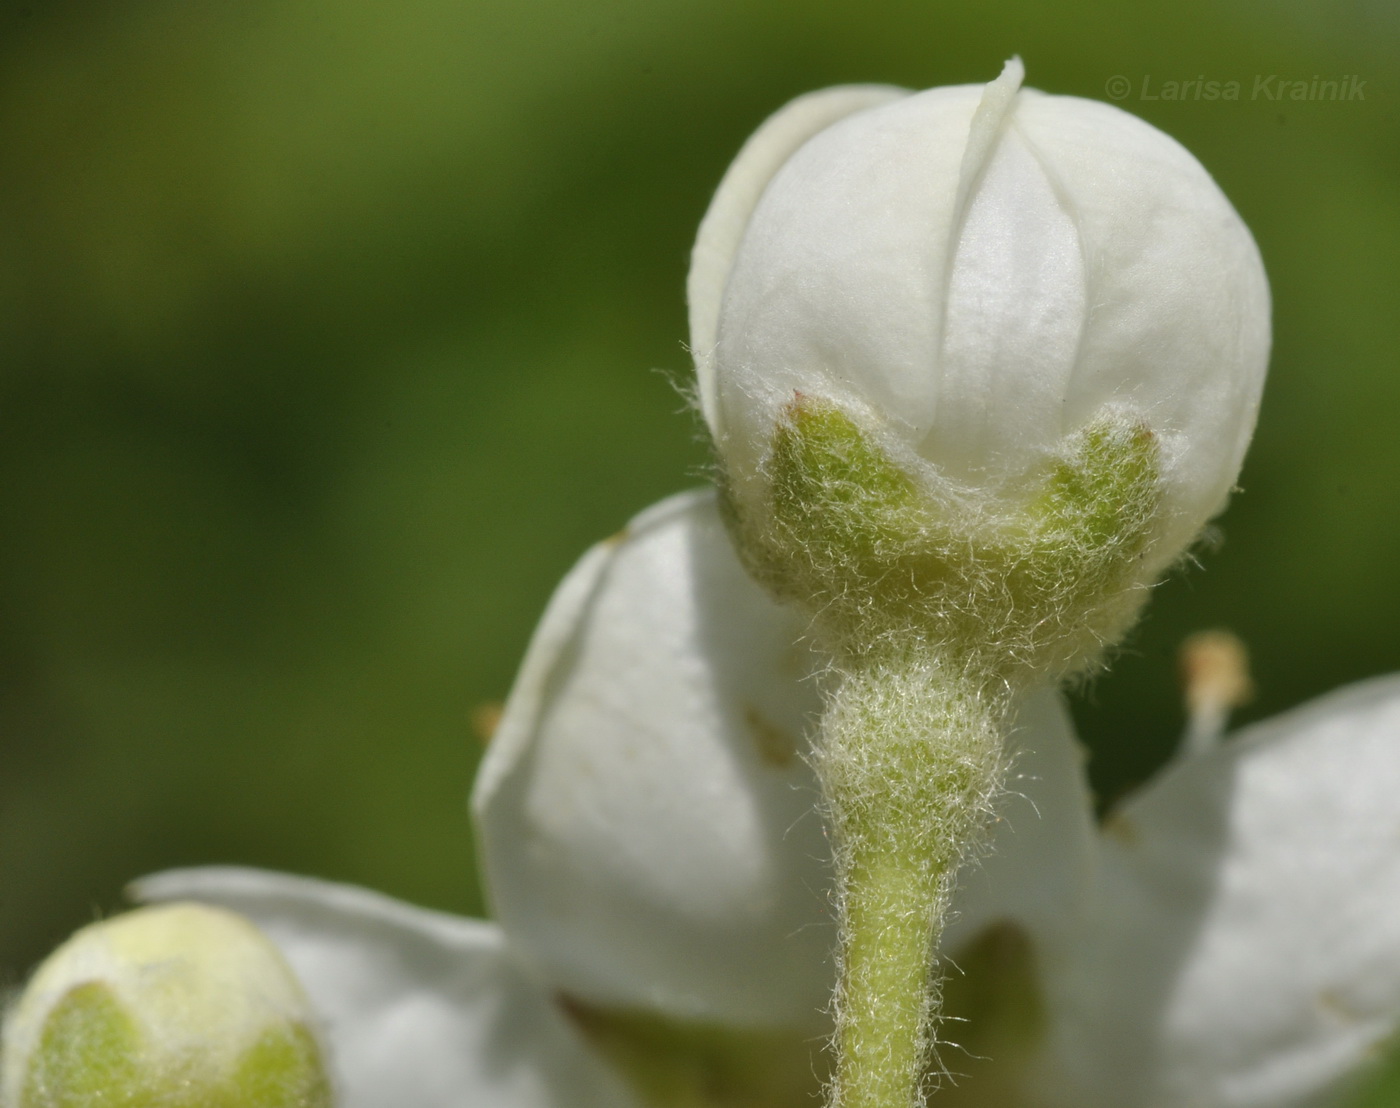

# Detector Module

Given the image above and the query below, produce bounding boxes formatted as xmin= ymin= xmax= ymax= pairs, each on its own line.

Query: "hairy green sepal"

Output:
xmin=22 ymin=983 xmax=144 ymax=1108
xmin=729 ymin=396 xmax=1162 ymax=677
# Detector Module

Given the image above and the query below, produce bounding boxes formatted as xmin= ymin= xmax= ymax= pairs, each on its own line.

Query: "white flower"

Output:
xmin=691 ymin=59 xmax=1271 ymax=571
xmin=126 ymin=492 xmax=1400 ymax=1107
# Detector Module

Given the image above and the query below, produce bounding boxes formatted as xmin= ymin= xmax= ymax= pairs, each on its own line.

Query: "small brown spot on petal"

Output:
xmin=1319 ymin=988 xmax=1365 ymax=1025
xmin=744 ymin=705 xmax=797 ymax=768
xmin=1102 ymin=810 xmax=1138 ymax=846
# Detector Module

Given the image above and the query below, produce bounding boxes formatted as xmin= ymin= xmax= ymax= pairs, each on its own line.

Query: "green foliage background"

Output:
xmin=2 ymin=0 xmax=1397 ymax=1015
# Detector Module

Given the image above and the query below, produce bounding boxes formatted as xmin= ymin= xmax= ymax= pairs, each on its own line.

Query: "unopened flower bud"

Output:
xmin=690 ymin=59 xmax=1270 ymax=674
xmin=2 ymin=903 xmax=332 ymax=1108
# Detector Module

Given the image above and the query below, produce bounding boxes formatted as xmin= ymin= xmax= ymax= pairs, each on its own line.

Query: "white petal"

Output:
xmin=1042 ymin=675 xmax=1400 ymax=1108
xmin=934 ymin=102 xmax=1086 ymax=482
xmin=132 ymin=867 xmax=642 ymax=1108
xmin=472 ymin=489 xmax=834 ymax=1027
xmin=711 ymin=83 xmax=985 ymax=486
xmin=1015 ymin=93 xmax=1271 ymax=559
xmin=688 ymin=84 xmax=907 ymax=435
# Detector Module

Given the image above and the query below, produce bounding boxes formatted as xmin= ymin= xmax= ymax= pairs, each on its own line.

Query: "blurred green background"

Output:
xmin=1 ymin=0 xmax=1397 ymax=988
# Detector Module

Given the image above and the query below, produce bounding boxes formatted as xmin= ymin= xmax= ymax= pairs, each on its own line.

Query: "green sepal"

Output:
xmin=734 ymin=395 xmax=1162 ymax=677
xmin=1034 ymin=419 xmax=1159 ymax=552
xmin=21 ymin=982 xmax=145 ymax=1108
xmin=768 ymin=394 xmax=924 ymax=555
xmin=218 ymin=1022 xmax=333 ymax=1108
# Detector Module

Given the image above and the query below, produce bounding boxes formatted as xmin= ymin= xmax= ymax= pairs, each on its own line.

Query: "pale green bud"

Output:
xmin=2 ymin=903 xmax=332 ymax=1108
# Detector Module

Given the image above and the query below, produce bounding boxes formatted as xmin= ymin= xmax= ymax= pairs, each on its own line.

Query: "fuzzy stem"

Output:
xmin=816 ymin=655 xmax=1008 ymax=1108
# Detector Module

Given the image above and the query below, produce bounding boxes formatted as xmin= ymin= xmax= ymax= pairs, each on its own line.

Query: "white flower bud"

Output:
xmin=2 ymin=903 xmax=332 ymax=1108
xmin=690 ymin=59 xmax=1270 ymax=607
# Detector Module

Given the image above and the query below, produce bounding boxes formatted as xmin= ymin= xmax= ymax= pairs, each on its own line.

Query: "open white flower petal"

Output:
xmin=1042 ymin=674 xmax=1400 ymax=1108
xmin=132 ymin=867 xmax=642 ymax=1108
xmin=472 ymin=489 xmax=834 ymax=1028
